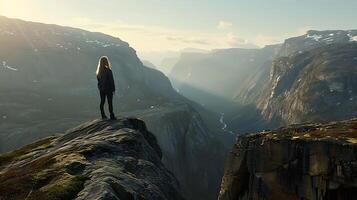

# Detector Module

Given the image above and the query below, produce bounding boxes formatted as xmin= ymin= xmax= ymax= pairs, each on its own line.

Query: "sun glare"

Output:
xmin=0 ymin=0 xmax=37 ymax=20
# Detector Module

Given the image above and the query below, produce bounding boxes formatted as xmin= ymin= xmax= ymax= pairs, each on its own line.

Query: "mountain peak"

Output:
xmin=0 ymin=118 xmax=184 ymax=200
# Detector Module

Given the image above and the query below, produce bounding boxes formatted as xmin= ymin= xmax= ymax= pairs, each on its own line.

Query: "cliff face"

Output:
xmin=238 ymin=30 xmax=357 ymax=126
xmin=131 ymin=104 xmax=228 ymax=200
xmin=0 ymin=118 xmax=184 ymax=200
xmin=257 ymin=43 xmax=357 ymax=124
xmin=219 ymin=118 xmax=357 ymax=200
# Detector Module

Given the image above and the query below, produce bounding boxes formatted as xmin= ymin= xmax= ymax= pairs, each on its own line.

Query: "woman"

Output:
xmin=96 ymin=56 xmax=117 ymax=120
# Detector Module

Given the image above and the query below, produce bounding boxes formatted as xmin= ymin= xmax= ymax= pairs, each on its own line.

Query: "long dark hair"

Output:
xmin=96 ymin=56 xmax=111 ymax=77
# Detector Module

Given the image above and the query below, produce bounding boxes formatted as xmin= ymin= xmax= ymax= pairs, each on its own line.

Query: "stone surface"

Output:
xmin=219 ymin=118 xmax=357 ymax=200
xmin=0 ymin=118 xmax=184 ymax=200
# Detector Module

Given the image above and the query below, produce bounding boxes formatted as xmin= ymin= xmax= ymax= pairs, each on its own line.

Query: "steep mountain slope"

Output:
xmin=0 ymin=118 xmax=184 ymax=200
xmin=219 ymin=118 xmax=357 ymax=200
xmin=238 ymin=30 xmax=357 ymax=125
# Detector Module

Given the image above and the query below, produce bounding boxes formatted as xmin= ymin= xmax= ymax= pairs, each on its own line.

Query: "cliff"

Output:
xmin=131 ymin=104 xmax=228 ymax=199
xmin=0 ymin=118 xmax=184 ymax=200
xmin=219 ymin=118 xmax=357 ymax=200
xmin=238 ymin=30 xmax=357 ymax=126
xmin=257 ymin=43 xmax=357 ymax=125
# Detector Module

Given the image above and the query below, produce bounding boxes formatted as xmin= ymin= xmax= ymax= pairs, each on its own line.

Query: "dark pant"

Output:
xmin=100 ymin=90 xmax=114 ymax=117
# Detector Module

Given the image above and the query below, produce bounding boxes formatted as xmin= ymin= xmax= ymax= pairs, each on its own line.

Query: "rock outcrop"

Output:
xmin=219 ymin=118 xmax=357 ymax=200
xmin=0 ymin=118 xmax=184 ymax=200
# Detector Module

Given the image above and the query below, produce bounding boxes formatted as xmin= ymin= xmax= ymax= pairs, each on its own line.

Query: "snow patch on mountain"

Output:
xmin=0 ymin=30 xmax=15 ymax=36
xmin=348 ymin=33 xmax=357 ymax=42
xmin=1 ymin=61 xmax=18 ymax=71
xmin=306 ymin=34 xmax=322 ymax=41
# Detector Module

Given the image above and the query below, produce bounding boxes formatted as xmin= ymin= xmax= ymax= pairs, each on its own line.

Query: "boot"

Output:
xmin=101 ymin=111 xmax=108 ymax=120
xmin=110 ymin=113 xmax=117 ymax=120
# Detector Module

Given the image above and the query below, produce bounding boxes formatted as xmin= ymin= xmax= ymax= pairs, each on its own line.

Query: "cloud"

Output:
xmin=71 ymin=17 xmax=106 ymax=29
xmin=69 ymin=17 xmax=259 ymax=52
xmin=217 ymin=20 xmax=233 ymax=29
xmin=226 ymin=33 xmax=259 ymax=48
xmin=297 ymin=26 xmax=313 ymax=35
xmin=166 ymin=36 xmax=211 ymax=45
xmin=226 ymin=33 xmax=247 ymax=46
xmin=253 ymin=35 xmax=282 ymax=47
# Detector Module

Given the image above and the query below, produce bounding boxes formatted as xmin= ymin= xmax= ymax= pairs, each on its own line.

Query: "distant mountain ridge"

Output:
xmin=278 ymin=30 xmax=357 ymax=57
xmin=169 ymin=45 xmax=280 ymax=113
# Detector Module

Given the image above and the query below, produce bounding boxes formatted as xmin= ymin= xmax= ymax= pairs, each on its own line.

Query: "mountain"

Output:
xmin=139 ymin=49 xmax=209 ymax=76
xmin=278 ymin=30 xmax=357 ymax=57
xmin=169 ymin=46 xmax=279 ymax=111
xmin=160 ymin=56 xmax=179 ymax=74
xmin=0 ymin=118 xmax=184 ymax=200
xmin=238 ymin=30 xmax=357 ymax=125
xmin=142 ymin=60 xmax=157 ymax=69
xmin=0 ymin=16 xmax=229 ymax=200
xmin=138 ymin=51 xmax=181 ymax=76
xmin=170 ymin=30 xmax=357 ymax=132
xmin=219 ymin=118 xmax=357 ymax=200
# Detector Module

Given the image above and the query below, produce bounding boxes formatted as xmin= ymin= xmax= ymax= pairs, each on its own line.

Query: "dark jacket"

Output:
xmin=97 ymin=67 xmax=115 ymax=93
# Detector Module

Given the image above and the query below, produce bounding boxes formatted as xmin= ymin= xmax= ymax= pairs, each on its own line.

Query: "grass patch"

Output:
xmin=0 ymin=137 xmax=54 ymax=167
xmin=0 ymin=153 xmax=88 ymax=200
xmin=0 ymin=154 xmax=56 ymax=200
xmin=31 ymin=175 xmax=87 ymax=200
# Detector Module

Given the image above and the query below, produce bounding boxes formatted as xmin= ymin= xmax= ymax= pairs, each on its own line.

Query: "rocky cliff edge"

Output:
xmin=0 ymin=118 xmax=184 ymax=200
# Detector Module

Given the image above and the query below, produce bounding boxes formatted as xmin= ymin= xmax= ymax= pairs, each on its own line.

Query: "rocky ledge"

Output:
xmin=0 ymin=118 xmax=184 ymax=200
xmin=219 ymin=118 xmax=357 ymax=200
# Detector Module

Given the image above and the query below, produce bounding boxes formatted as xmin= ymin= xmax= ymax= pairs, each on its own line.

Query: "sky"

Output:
xmin=1 ymin=0 xmax=357 ymax=56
